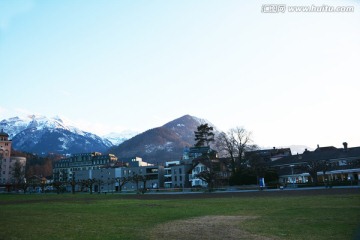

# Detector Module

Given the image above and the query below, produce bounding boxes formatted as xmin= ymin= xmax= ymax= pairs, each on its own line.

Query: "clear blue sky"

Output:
xmin=1 ymin=0 xmax=359 ymax=148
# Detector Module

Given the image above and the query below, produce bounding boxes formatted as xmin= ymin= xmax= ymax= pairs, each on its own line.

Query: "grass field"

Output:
xmin=0 ymin=190 xmax=359 ymax=240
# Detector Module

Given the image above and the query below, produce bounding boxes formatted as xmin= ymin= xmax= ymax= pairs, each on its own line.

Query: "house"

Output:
xmin=270 ymin=143 xmax=360 ymax=185
xmin=245 ymin=147 xmax=292 ymax=163
xmin=185 ymin=146 xmax=230 ymax=188
xmin=189 ymin=158 xmax=230 ymax=188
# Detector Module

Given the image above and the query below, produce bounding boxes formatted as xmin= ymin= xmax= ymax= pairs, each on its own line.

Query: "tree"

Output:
xmin=194 ymin=123 xmax=215 ymax=147
xmin=52 ymin=181 xmax=64 ymax=194
xmin=193 ymin=124 xmax=222 ymax=191
xmin=12 ymin=160 xmax=25 ymax=186
xmin=217 ymin=131 xmax=237 ymax=174
xmin=248 ymin=152 xmax=267 ymax=181
xmin=196 ymin=169 xmax=218 ymax=192
xmin=139 ymin=175 xmax=149 ymax=194
xmin=115 ymin=177 xmax=129 ymax=192
xmin=84 ymin=179 xmax=96 ymax=194
xmin=194 ymin=148 xmax=220 ymax=191
xmin=69 ymin=175 xmax=77 ymax=194
xmin=19 ymin=181 xmax=29 ymax=194
xmin=217 ymin=127 xmax=256 ymax=173
xmin=131 ymin=173 xmax=143 ymax=194
xmin=96 ymin=179 xmax=103 ymax=193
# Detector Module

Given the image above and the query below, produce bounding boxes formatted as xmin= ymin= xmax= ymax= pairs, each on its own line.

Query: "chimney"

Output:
xmin=343 ymin=142 xmax=348 ymax=150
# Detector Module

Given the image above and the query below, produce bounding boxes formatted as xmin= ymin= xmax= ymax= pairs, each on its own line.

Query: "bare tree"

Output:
xmin=217 ymin=127 xmax=256 ymax=173
xmin=131 ymin=173 xmax=142 ymax=194
xmin=115 ymin=177 xmax=129 ymax=192
xmin=69 ymin=178 xmax=77 ymax=194
xmin=139 ymin=175 xmax=150 ymax=194
xmin=84 ymin=179 xmax=96 ymax=194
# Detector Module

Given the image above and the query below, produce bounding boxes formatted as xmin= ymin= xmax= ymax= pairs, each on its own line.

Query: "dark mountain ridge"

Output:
xmin=108 ymin=114 xmax=211 ymax=164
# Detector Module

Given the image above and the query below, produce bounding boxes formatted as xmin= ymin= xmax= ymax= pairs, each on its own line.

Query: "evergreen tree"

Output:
xmin=194 ymin=123 xmax=215 ymax=147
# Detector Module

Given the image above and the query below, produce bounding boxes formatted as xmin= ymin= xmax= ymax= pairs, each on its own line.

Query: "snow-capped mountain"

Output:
xmin=0 ymin=115 xmax=113 ymax=155
xmin=102 ymin=131 xmax=138 ymax=146
xmin=1 ymin=115 xmax=81 ymax=138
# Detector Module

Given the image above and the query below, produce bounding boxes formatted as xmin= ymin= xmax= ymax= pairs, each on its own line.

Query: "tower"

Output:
xmin=0 ymin=129 xmax=12 ymax=184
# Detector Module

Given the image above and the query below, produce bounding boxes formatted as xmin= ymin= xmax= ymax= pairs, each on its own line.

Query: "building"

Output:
xmin=121 ymin=165 xmax=164 ymax=191
xmin=121 ymin=157 xmax=153 ymax=167
xmin=245 ymin=147 xmax=292 ymax=163
xmin=164 ymin=161 xmax=192 ymax=189
xmin=53 ymin=152 xmax=118 ymax=182
xmin=0 ymin=129 xmax=12 ymax=184
xmin=0 ymin=129 xmax=26 ymax=185
xmin=183 ymin=146 xmax=217 ymax=163
xmin=189 ymin=158 xmax=230 ymax=187
xmin=270 ymin=143 xmax=360 ymax=185
xmin=184 ymin=146 xmax=230 ymax=188
xmin=75 ymin=164 xmax=164 ymax=193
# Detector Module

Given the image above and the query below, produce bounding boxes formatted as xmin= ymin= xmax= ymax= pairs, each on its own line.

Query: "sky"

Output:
xmin=1 ymin=0 xmax=359 ymax=149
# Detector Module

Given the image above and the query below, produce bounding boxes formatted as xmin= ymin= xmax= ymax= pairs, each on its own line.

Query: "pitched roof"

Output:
xmin=245 ymin=148 xmax=291 ymax=159
xmin=270 ymin=146 xmax=360 ymax=167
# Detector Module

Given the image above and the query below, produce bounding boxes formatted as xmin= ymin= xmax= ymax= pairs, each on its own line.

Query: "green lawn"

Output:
xmin=0 ymin=193 xmax=359 ymax=239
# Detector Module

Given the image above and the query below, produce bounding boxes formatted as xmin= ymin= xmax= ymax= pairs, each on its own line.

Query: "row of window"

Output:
xmin=56 ymin=159 xmax=110 ymax=168
xmin=193 ymin=166 xmax=206 ymax=174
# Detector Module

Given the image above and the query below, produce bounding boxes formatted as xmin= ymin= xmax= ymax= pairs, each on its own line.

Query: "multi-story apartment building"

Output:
xmin=164 ymin=161 xmax=192 ymax=189
xmin=0 ymin=129 xmax=27 ymax=185
xmin=53 ymin=152 xmax=117 ymax=182
xmin=75 ymin=163 xmax=164 ymax=193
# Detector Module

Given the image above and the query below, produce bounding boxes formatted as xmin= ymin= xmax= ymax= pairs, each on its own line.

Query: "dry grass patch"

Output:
xmin=148 ymin=215 xmax=275 ymax=240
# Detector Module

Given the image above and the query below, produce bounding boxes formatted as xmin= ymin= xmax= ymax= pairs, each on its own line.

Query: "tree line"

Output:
xmin=12 ymin=172 xmax=153 ymax=194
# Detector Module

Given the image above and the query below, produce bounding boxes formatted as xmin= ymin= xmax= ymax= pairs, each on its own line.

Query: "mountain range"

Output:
xmin=0 ymin=115 xmax=131 ymax=155
xmin=0 ymin=114 xmax=309 ymax=163
xmin=0 ymin=114 xmax=209 ymax=162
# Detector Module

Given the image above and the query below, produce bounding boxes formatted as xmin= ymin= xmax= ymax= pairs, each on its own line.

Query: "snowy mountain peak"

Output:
xmin=102 ymin=131 xmax=138 ymax=146
xmin=0 ymin=115 xmax=78 ymax=138
xmin=0 ymin=115 xmax=114 ymax=155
